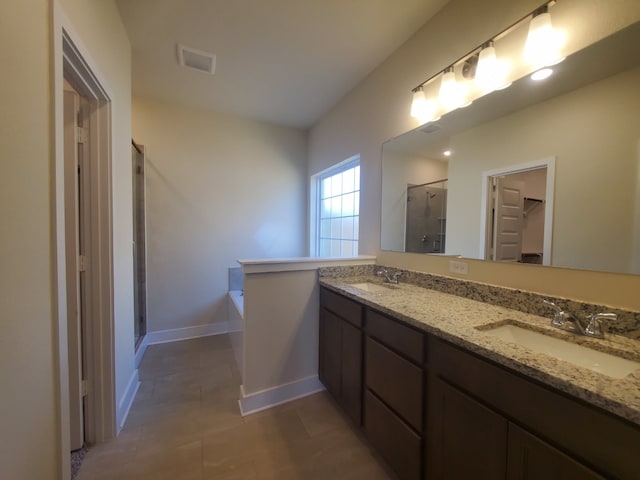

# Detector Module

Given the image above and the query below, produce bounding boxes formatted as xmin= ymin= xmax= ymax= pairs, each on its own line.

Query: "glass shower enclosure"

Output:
xmin=405 ymin=180 xmax=447 ymax=254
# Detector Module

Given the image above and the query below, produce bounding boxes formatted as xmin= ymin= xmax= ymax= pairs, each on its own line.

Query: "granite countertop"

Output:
xmin=320 ymin=275 xmax=640 ymax=427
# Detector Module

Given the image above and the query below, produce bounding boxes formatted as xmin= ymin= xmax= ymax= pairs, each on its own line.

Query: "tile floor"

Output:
xmin=77 ymin=334 xmax=395 ymax=479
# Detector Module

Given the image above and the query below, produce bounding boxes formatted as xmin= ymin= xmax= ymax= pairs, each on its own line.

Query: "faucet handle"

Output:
xmin=585 ymin=313 xmax=617 ymax=338
xmin=543 ymin=300 xmax=566 ymax=327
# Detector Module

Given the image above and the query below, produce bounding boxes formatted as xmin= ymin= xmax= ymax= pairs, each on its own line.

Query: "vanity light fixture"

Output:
xmin=410 ymin=86 xmax=439 ymax=122
xmin=439 ymin=67 xmax=470 ymax=111
xmin=524 ymin=5 xmax=565 ymax=69
xmin=475 ymin=41 xmax=512 ymax=93
xmin=439 ymin=67 xmax=458 ymax=109
xmin=409 ymin=1 xmax=564 ymax=122
xmin=410 ymin=86 xmax=427 ymax=118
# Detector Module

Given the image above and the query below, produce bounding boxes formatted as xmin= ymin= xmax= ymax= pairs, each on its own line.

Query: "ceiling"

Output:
xmin=116 ymin=0 xmax=450 ymax=129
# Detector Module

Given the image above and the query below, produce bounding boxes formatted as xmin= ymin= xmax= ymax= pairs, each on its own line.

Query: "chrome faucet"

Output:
xmin=543 ymin=300 xmax=567 ymax=328
xmin=376 ymin=268 xmax=402 ymax=284
xmin=584 ymin=312 xmax=617 ymax=338
xmin=543 ymin=300 xmax=617 ymax=339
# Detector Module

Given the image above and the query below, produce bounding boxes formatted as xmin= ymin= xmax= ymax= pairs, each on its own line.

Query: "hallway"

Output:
xmin=76 ymin=334 xmax=393 ymax=479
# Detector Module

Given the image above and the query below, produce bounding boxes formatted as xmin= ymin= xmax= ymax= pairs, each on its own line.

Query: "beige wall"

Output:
xmin=0 ymin=0 xmax=133 ymax=478
xmin=243 ymin=270 xmax=319 ymax=395
xmin=309 ymin=0 xmax=640 ymax=311
xmin=0 ymin=1 xmax=57 ymax=478
xmin=131 ymin=97 xmax=308 ymax=333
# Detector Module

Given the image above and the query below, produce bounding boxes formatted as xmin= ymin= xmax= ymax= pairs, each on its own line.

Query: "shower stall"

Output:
xmin=405 ymin=180 xmax=447 ymax=254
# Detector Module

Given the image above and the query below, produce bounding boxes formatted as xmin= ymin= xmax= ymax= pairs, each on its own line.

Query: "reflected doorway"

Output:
xmin=481 ymin=158 xmax=555 ymax=265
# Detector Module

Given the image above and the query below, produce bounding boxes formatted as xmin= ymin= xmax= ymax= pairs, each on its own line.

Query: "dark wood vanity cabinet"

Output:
xmin=318 ymin=286 xmax=640 ymax=480
xmin=364 ymin=309 xmax=425 ymax=480
xmin=426 ymin=337 xmax=637 ymax=480
xmin=318 ymin=287 xmax=363 ymax=425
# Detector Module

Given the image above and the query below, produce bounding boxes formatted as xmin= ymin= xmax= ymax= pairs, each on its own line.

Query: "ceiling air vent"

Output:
xmin=177 ymin=44 xmax=216 ymax=75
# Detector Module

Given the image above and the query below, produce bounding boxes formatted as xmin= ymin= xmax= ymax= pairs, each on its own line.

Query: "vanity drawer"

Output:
xmin=366 ymin=337 xmax=423 ymax=431
xmin=320 ymin=287 xmax=362 ymax=328
xmin=364 ymin=390 xmax=422 ymax=480
xmin=366 ymin=309 xmax=424 ymax=364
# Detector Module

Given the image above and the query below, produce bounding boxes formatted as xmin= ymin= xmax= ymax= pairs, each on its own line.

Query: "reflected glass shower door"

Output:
xmin=405 ymin=180 xmax=447 ymax=254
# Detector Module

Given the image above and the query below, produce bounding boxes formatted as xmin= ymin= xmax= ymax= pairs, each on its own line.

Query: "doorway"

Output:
xmin=480 ymin=158 xmax=555 ymax=265
xmin=63 ymin=81 xmax=91 ymax=451
xmin=56 ymin=26 xmax=117 ymax=478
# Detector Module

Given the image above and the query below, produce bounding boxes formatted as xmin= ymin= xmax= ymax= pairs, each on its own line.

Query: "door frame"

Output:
xmin=53 ymin=7 xmax=116 ymax=479
xmin=132 ymin=141 xmax=148 ymax=351
xmin=479 ymin=157 xmax=555 ymax=265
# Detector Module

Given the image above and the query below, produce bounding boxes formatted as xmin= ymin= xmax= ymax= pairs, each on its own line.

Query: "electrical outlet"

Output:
xmin=449 ymin=260 xmax=469 ymax=275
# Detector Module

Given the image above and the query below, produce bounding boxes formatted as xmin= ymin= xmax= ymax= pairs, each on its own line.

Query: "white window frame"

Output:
xmin=310 ymin=155 xmax=360 ymax=257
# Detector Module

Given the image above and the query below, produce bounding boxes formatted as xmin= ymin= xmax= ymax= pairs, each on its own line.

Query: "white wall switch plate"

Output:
xmin=449 ymin=260 xmax=468 ymax=275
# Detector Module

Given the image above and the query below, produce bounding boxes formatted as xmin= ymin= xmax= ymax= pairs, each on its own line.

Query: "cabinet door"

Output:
xmin=365 ymin=390 xmax=422 ymax=480
xmin=341 ymin=320 xmax=362 ymax=425
xmin=507 ymin=424 xmax=606 ymax=480
xmin=426 ymin=376 xmax=508 ymax=480
xmin=319 ymin=308 xmax=341 ymax=400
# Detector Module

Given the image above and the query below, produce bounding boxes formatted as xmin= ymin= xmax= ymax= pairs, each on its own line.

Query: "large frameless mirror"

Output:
xmin=381 ymin=21 xmax=640 ymax=275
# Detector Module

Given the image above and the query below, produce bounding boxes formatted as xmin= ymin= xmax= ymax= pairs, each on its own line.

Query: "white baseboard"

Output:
xmin=135 ymin=335 xmax=150 ymax=368
xmin=239 ymin=375 xmax=325 ymax=416
xmin=146 ymin=321 xmax=230 ymax=345
xmin=117 ymin=369 xmax=140 ymax=433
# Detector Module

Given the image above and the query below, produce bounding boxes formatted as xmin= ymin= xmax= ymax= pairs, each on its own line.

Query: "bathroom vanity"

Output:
xmin=319 ymin=270 xmax=640 ymax=480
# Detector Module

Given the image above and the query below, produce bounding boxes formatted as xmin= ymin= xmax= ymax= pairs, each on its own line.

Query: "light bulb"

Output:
xmin=475 ymin=42 xmax=511 ymax=93
xmin=410 ymin=87 xmax=438 ymax=123
xmin=524 ymin=8 xmax=565 ymax=69
xmin=410 ymin=88 xmax=426 ymax=118
xmin=440 ymin=67 xmax=465 ymax=111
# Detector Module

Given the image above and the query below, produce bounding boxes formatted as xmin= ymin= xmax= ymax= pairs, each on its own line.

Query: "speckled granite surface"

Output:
xmin=319 ymin=265 xmax=640 ymax=338
xmin=319 ymin=269 xmax=640 ymax=427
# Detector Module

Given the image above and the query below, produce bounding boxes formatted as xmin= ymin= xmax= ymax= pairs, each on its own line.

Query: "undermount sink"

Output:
xmin=482 ymin=323 xmax=640 ymax=379
xmin=349 ymin=282 xmax=392 ymax=293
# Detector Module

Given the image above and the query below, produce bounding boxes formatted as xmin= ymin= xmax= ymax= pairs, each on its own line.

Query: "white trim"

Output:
xmin=479 ymin=157 xmax=555 ymax=265
xmin=238 ymin=376 xmax=325 ymax=416
xmin=238 ymin=255 xmax=376 ymax=274
xmin=135 ymin=335 xmax=150 ymax=368
xmin=309 ymin=174 xmax=319 ymax=256
xmin=146 ymin=322 xmax=231 ymax=345
xmin=228 ymin=290 xmax=244 ymax=319
xmin=117 ymin=371 xmax=140 ymax=433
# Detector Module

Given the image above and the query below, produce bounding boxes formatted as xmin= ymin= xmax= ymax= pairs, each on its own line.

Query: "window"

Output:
xmin=311 ymin=157 xmax=360 ymax=257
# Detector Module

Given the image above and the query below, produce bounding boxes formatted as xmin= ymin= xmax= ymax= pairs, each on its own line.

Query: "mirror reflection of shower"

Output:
xmin=405 ymin=179 xmax=447 ymax=253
